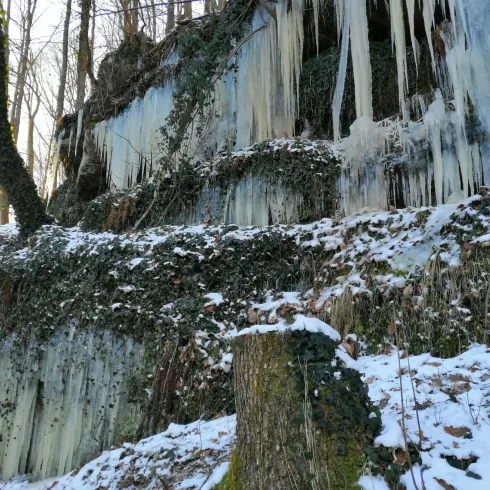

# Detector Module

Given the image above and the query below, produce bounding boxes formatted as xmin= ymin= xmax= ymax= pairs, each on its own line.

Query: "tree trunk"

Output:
xmin=223 ymin=330 xmax=380 ymax=490
xmin=0 ymin=190 xmax=8 ymax=224
xmin=10 ymin=0 xmax=37 ymax=142
xmin=166 ymin=0 xmax=175 ymax=33
xmin=4 ymin=0 xmax=12 ymax=67
xmin=76 ymin=0 xmax=91 ymax=110
xmin=0 ymin=25 xmax=50 ymax=237
xmin=1 ymin=0 xmax=12 ymax=224
xmin=27 ymin=115 xmax=35 ymax=176
xmin=150 ymin=0 xmax=157 ymax=40
xmin=55 ymin=0 xmax=72 ymax=122
xmin=183 ymin=0 xmax=192 ymax=19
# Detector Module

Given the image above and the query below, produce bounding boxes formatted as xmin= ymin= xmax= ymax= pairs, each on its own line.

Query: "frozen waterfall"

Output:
xmin=0 ymin=329 xmax=142 ymax=481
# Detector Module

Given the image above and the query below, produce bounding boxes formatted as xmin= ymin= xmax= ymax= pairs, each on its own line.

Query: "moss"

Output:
xmin=78 ymin=141 xmax=340 ymax=232
xmin=214 ymin=451 xmax=243 ymax=490
xmin=232 ymin=332 xmax=378 ymax=488
xmin=299 ymin=39 xmax=435 ymax=139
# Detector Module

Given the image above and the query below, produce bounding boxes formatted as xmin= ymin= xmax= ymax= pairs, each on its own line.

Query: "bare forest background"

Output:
xmin=0 ymin=0 xmax=219 ymax=224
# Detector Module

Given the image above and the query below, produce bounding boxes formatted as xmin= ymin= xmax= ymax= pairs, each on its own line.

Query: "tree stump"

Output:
xmin=220 ymin=329 xmax=380 ymax=489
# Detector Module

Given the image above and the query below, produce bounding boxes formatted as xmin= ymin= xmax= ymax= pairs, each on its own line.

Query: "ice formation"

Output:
xmin=188 ymin=174 xmax=305 ymax=226
xmin=335 ymin=0 xmax=490 ymax=213
xmin=52 ymin=0 xmax=490 ymax=216
xmin=90 ymin=0 xmax=307 ymax=191
xmin=0 ymin=330 xmax=141 ymax=481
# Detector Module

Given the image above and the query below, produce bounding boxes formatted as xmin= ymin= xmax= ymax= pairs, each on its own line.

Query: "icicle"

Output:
xmin=276 ymin=0 xmax=304 ymax=122
xmin=349 ymin=0 xmax=372 ymax=119
xmin=0 ymin=331 xmax=141 ymax=481
xmin=424 ymin=89 xmax=446 ymax=205
xmin=334 ymin=0 xmax=344 ymax=39
xmin=332 ymin=1 xmax=350 ymax=141
xmin=390 ymin=0 xmax=409 ymax=120
xmin=74 ymin=107 xmax=84 ymax=156
xmin=422 ymin=0 xmax=437 ymax=73
xmin=406 ymin=0 xmax=419 ymax=74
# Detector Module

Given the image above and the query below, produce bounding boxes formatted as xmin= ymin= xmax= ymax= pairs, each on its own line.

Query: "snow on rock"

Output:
xmin=0 ymin=416 xmax=236 ymax=490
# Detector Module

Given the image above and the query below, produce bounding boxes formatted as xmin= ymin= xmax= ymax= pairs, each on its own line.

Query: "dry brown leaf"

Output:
xmin=443 ymin=425 xmax=471 ymax=438
xmin=426 ymin=361 xmax=442 ymax=367
xmin=342 ymin=342 xmax=355 ymax=355
xmin=448 ymin=373 xmax=471 ymax=383
xmin=387 ymin=323 xmax=397 ymax=335
xmin=395 ymin=448 xmax=408 ymax=464
xmin=435 ymin=478 xmax=456 ymax=490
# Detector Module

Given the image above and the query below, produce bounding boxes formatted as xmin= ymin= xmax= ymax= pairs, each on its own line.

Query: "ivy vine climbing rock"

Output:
xmin=222 ymin=327 xmax=381 ymax=489
xmin=0 ymin=23 xmax=51 ymax=238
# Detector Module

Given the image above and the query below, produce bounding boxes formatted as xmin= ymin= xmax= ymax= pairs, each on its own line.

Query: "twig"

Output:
xmin=394 ymin=319 xmax=420 ymax=490
xmin=211 ymin=25 xmax=266 ymax=84
xmin=484 ymin=286 xmax=490 ymax=344
xmin=257 ymin=0 xmax=276 ymax=21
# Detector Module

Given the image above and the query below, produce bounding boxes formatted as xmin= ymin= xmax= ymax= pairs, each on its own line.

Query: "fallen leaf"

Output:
xmin=443 ymin=426 xmax=471 ymax=438
xmin=435 ymin=478 xmax=456 ymax=490
xmin=395 ymin=448 xmax=408 ymax=464
xmin=426 ymin=361 xmax=442 ymax=367
xmin=448 ymin=374 xmax=471 ymax=383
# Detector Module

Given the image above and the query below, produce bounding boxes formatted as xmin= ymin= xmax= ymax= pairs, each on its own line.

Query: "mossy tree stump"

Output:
xmin=220 ymin=330 xmax=380 ymax=489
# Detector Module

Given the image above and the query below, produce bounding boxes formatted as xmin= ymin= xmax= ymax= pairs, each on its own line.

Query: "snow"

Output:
xmin=204 ymin=293 xmax=225 ymax=307
xmin=227 ymin=314 xmax=341 ymax=341
xmin=4 ymin=340 xmax=490 ymax=489
xmin=358 ymin=344 xmax=490 ymax=489
xmin=359 ymin=475 xmax=391 ymax=490
xmin=0 ymin=416 xmax=236 ymax=490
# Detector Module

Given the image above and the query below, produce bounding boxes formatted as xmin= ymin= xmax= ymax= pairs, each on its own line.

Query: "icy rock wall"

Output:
xmin=336 ymin=0 xmax=490 ymax=214
xmin=90 ymin=0 xmax=306 ymax=190
xmin=188 ymin=174 xmax=305 ymax=226
xmin=0 ymin=330 xmax=142 ymax=481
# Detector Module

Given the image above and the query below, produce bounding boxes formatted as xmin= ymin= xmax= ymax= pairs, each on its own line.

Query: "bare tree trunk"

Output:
xmin=166 ymin=0 xmax=175 ymax=33
xmin=131 ymin=0 xmax=139 ymax=35
xmin=26 ymin=86 xmax=40 ymax=176
xmin=150 ymin=0 xmax=157 ymax=39
xmin=90 ymin=0 xmax=96 ymax=72
xmin=1 ymin=0 xmax=12 ymax=224
xmin=0 ymin=25 xmax=50 ymax=237
xmin=11 ymin=0 xmax=37 ymax=142
xmin=119 ymin=0 xmax=138 ymax=44
xmin=0 ymin=189 xmax=8 ymax=224
xmin=183 ymin=0 xmax=192 ymax=20
xmin=4 ymin=0 xmax=12 ymax=67
xmin=76 ymin=0 xmax=91 ymax=109
xmin=56 ymin=0 xmax=72 ymax=122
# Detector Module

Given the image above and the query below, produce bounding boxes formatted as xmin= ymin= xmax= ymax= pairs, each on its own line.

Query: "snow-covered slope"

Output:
xmin=2 ymin=345 xmax=490 ymax=490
